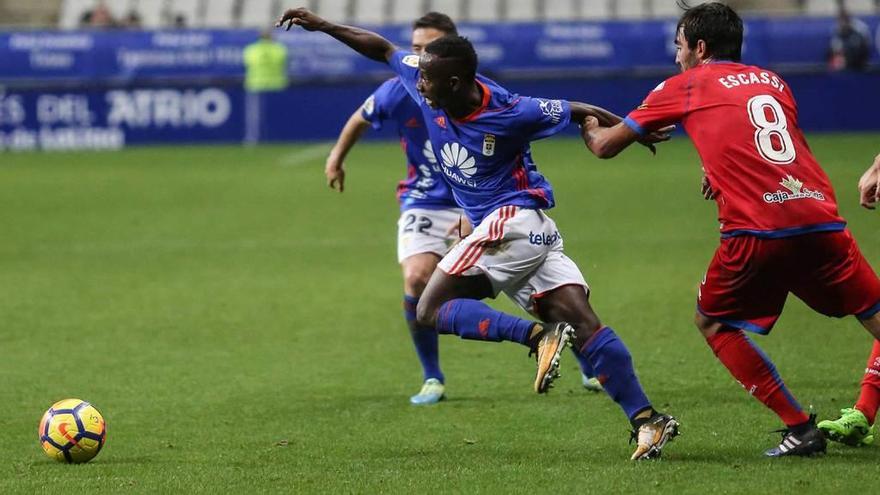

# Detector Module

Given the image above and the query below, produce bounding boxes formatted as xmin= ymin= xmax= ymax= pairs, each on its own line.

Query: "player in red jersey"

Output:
xmin=579 ymin=2 xmax=880 ymax=457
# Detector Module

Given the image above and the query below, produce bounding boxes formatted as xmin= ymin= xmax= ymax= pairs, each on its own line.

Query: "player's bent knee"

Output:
xmin=403 ymin=271 xmax=432 ymax=297
xmin=402 ymin=255 xmax=440 ymax=297
xmin=415 ymin=298 xmax=439 ymax=328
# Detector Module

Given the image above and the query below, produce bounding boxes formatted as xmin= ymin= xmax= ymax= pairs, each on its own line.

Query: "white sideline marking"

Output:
xmin=278 ymin=144 xmax=330 ymax=167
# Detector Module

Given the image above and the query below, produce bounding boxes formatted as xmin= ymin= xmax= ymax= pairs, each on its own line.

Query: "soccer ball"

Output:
xmin=38 ymin=399 xmax=106 ymax=463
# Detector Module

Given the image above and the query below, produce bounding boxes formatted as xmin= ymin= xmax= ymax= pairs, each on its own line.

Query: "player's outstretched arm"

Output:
xmin=325 ymin=109 xmax=372 ymax=193
xmin=580 ymin=119 xmax=639 ymax=159
xmin=276 ymin=7 xmax=396 ymax=62
xmin=858 ymin=153 xmax=880 ymax=209
xmin=569 ymin=101 xmax=624 ymax=128
xmin=579 ymin=118 xmax=672 ymax=159
xmin=571 ymin=103 xmax=673 ymax=158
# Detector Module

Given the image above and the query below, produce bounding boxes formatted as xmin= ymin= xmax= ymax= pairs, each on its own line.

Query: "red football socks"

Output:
xmin=706 ymin=330 xmax=809 ymax=427
xmin=855 ymin=340 xmax=880 ymax=424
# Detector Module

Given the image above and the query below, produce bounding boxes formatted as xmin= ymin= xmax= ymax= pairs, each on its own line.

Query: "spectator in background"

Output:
xmin=78 ymin=1 xmax=117 ymax=29
xmin=828 ymin=7 xmax=871 ymax=71
xmin=173 ymin=14 xmax=188 ymax=29
xmin=243 ymin=30 xmax=289 ymax=144
xmin=88 ymin=2 xmax=116 ymax=29
xmin=123 ymin=10 xmax=143 ymax=29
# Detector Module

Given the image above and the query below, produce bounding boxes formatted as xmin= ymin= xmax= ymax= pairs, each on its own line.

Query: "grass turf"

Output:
xmin=1 ymin=134 xmax=878 ymax=493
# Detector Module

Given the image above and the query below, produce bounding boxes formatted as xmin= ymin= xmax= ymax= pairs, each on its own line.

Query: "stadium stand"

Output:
xmin=352 ymin=0 xmax=385 ymax=25
xmin=389 ymin=0 xmax=422 ymax=24
xmin=0 ymin=0 xmax=875 ymax=29
xmin=806 ymin=0 xmax=877 ymax=15
xmin=240 ymin=0 xmax=281 ymax=27
xmin=314 ymin=0 xmax=350 ymax=23
xmin=428 ymin=0 xmax=464 ymax=21
xmin=204 ymin=0 xmax=239 ymax=27
xmin=465 ymin=0 xmax=496 ymax=21
xmin=134 ymin=0 xmax=164 ymax=28
xmin=506 ymin=0 xmax=539 ymax=21
xmin=615 ymin=0 xmax=648 ymax=19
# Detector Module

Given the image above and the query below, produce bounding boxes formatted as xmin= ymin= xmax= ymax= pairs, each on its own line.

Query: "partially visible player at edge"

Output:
xmin=581 ymin=2 xmax=880 ymax=456
xmin=325 ymin=12 xmax=602 ymax=406
xmin=277 ymin=7 xmax=679 ymax=459
xmin=817 ymin=153 xmax=880 ymax=446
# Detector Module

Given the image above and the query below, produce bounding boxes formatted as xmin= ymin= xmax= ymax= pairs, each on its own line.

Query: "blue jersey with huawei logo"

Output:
xmin=388 ymin=50 xmax=571 ymax=225
xmin=361 ymin=77 xmax=458 ymax=211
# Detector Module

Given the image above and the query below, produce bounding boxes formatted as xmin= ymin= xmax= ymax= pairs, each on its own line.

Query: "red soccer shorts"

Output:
xmin=697 ymin=229 xmax=880 ymax=334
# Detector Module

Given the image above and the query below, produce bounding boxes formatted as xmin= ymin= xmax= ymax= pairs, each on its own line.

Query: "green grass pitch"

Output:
xmin=1 ymin=134 xmax=878 ymax=493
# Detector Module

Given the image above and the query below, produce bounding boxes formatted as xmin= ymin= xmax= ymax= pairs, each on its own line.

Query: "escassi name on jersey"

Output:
xmin=718 ymin=71 xmax=785 ymax=92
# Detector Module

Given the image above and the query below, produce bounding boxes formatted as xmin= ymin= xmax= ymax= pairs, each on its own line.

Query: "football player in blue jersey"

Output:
xmin=279 ymin=7 xmax=678 ymax=459
xmin=325 ymin=12 xmax=464 ymax=406
xmin=324 ymin=12 xmax=603 ymax=406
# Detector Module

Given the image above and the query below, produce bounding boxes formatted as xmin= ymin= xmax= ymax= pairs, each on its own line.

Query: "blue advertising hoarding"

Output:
xmin=0 ymin=16 xmax=877 ymax=148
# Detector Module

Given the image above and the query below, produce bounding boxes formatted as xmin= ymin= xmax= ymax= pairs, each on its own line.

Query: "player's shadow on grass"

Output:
xmin=667 ymin=445 xmax=878 ymax=464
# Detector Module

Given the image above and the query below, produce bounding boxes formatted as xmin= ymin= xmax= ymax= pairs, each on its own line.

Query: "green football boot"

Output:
xmin=818 ymin=408 xmax=875 ymax=447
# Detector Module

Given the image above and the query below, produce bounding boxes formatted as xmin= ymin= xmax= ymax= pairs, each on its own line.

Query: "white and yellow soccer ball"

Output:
xmin=38 ymin=399 xmax=106 ymax=463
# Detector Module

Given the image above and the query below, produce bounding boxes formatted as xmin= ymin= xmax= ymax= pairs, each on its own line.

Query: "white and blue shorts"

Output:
xmin=437 ymin=206 xmax=589 ymax=313
xmin=397 ymin=207 xmax=466 ymax=263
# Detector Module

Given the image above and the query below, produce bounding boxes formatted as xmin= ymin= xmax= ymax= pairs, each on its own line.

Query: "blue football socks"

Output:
xmin=435 ymin=299 xmax=536 ymax=346
xmin=404 ymin=295 xmax=444 ymax=383
xmin=579 ymin=327 xmax=652 ymax=421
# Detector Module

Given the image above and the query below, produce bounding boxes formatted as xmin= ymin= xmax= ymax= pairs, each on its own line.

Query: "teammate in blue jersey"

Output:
xmin=325 ymin=13 xmax=602 ymax=406
xmin=324 ymin=13 xmax=464 ymax=406
xmin=278 ymin=7 xmax=678 ymax=459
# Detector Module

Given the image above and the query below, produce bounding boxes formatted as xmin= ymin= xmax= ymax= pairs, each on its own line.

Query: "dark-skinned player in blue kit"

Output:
xmin=277 ymin=7 xmax=679 ymax=460
xmin=324 ymin=12 xmax=604 ymax=406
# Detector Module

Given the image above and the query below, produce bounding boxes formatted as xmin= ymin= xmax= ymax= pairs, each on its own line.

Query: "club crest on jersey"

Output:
xmin=402 ymin=54 xmax=420 ymax=67
xmin=482 ymin=134 xmax=496 ymax=157
xmin=763 ymin=175 xmax=826 ymax=204
xmin=434 ymin=116 xmax=447 ymax=129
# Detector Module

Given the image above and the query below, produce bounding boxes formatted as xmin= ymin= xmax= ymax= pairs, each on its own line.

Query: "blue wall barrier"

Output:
xmin=0 ymin=16 xmax=878 ymax=149
xmin=1 ymin=71 xmax=877 ymax=150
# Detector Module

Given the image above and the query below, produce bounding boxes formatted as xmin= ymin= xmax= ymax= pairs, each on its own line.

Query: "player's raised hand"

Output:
xmin=858 ymin=154 xmax=880 ymax=209
xmin=325 ymin=157 xmax=346 ymax=193
xmin=276 ymin=7 xmax=327 ymax=31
